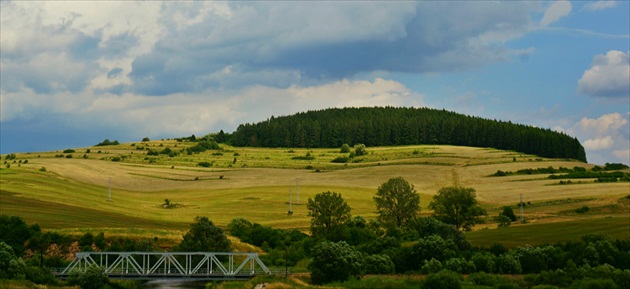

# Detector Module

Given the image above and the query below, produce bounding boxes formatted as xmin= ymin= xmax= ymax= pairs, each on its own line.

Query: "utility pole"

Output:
xmin=108 ymin=177 xmax=112 ymax=202
xmin=288 ymin=188 xmax=293 ymax=215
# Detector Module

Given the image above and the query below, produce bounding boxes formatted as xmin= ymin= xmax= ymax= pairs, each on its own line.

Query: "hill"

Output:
xmin=1 ymin=141 xmax=627 ymax=246
xmin=230 ymin=107 xmax=587 ymax=162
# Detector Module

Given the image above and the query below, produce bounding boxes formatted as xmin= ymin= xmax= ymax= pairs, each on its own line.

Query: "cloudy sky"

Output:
xmin=1 ymin=1 xmax=628 ymax=165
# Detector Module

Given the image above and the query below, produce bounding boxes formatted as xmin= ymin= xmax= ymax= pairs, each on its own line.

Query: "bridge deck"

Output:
xmin=54 ymin=251 xmax=271 ymax=280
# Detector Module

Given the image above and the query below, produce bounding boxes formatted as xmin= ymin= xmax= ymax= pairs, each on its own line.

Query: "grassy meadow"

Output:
xmin=1 ymin=140 xmax=628 ymax=247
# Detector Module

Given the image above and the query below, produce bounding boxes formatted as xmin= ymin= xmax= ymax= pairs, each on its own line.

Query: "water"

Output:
xmin=140 ymin=279 xmax=207 ymax=289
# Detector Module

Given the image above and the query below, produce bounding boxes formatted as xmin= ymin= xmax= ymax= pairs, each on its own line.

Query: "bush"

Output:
xmin=63 ymin=149 xmax=75 ymax=153
xmin=308 ymin=241 xmax=364 ymax=284
xmin=198 ymin=162 xmax=212 ymax=167
xmin=422 ymin=270 xmax=462 ymax=289
xmin=25 ymin=266 xmax=57 ymax=285
xmin=575 ymin=206 xmax=590 ymax=214
xmin=421 ymin=258 xmax=443 ymax=274
xmin=363 ymin=254 xmax=395 ymax=274
xmin=570 ymin=278 xmax=618 ymax=289
xmin=67 ymin=264 xmax=109 ymax=289
xmin=142 ymin=137 xmax=150 ymax=142
xmin=332 ymin=156 xmax=349 ymax=163
xmin=354 ymin=144 xmax=367 ymax=156
xmin=444 ymin=257 xmax=475 ymax=274
xmin=340 ymin=144 xmax=350 ymax=153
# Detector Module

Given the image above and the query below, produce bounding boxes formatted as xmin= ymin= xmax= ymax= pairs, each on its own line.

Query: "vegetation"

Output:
xmin=373 ymin=177 xmax=420 ymax=228
xmin=95 ymin=139 xmax=119 ymax=146
xmin=175 ymin=216 xmax=231 ymax=252
xmin=230 ymin=107 xmax=586 ymax=162
xmin=307 ymin=191 xmax=351 ymax=240
xmin=429 ymin=186 xmax=487 ymax=231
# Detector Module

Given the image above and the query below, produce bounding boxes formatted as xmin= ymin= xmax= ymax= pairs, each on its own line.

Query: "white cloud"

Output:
xmin=567 ymin=113 xmax=630 ymax=164
xmin=540 ymin=0 xmax=572 ymax=27
xmin=578 ymin=50 xmax=630 ymax=99
xmin=583 ymin=136 xmax=614 ymax=150
xmin=584 ymin=1 xmax=617 ymax=11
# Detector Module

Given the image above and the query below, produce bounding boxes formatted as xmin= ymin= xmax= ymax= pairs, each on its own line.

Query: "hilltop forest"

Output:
xmin=230 ymin=107 xmax=587 ymax=162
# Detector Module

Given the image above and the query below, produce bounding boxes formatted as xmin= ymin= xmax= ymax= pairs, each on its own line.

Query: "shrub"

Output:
xmin=39 ymin=167 xmax=46 ymax=172
xmin=421 ymin=258 xmax=443 ymax=274
xmin=67 ymin=264 xmax=108 ymax=289
xmin=25 ymin=266 xmax=57 ymax=285
xmin=95 ymin=139 xmax=119 ymax=146
xmin=198 ymin=162 xmax=212 ymax=167
xmin=498 ymin=214 xmax=512 ymax=227
xmin=65 ymin=154 xmax=73 ymax=158
xmin=363 ymin=254 xmax=395 ymax=274
xmin=142 ymin=137 xmax=150 ymax=142
xmin=501 ymin=206 xmax=517 ymax=221
xmin=495 ymin=253 xmax=522 ymax=274
xmin=422 ymin=270 xmax=462 ymax=289
xmin=575 ymin=206 xmax=590 ymax=214
xmin=63 ymin=149 xmax=75 ymax=153
xmin=570 ymin=278 xmax=618 ymax=289
xmin=340 ymin=144 xmax=350 ymax=153
xmin=354 ymin=144 xmax=367 ymax=156
xmin=111 ymin=157 xmax=121 ymax=162
xmin=308 ymin=241 xmax=364 ymax=284
xmin=332 ymin=156 xmax=349 ymax=163
xmin=444 ymin=257 xmax=475 ymax=274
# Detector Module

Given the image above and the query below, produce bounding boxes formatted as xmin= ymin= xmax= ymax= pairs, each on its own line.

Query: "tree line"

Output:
xmin=229 ymin=107 xmax=587 ymax=162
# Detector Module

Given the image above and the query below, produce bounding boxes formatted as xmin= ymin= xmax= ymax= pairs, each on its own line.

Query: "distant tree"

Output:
xmin=500 ymin=206 xmax=517 ymax=221
xmin=308 ymin=241 xmax=364 ymax=284
xmin=176 ymin=216 xmax=231 ymax=252
xmin=373 ymin=177 xmax=420 ymax=228
xmin=142 ymin=137 xmax=150 ymax=142
xmin=429 ymin=186 xmax=487 ymax=231
xmin=354 ymin=144 xmax=367 ymax=156
xmin=340 ymin=144 xmax=350 ymax=153
xmin=227 ymin=218 xmax=253 ymax=239
xmin=498 ymin=215 xmax=512 ymax=228
xmin=307 ymin=191 xmax=351 ymax=240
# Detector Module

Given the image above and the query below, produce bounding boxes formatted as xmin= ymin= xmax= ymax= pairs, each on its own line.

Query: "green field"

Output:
xmin=1 ymin=141 xmax=628 ymax=246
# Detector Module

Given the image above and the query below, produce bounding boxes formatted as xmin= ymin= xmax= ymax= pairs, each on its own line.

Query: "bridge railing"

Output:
xmin=57 ymin=252 xmax=270 ymax=279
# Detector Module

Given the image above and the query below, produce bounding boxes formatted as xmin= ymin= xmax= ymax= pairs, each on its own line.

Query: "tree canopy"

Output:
xmin=176 ymin=216 xmax=231 ymax=252
xmin=307 ymin=191 xmax=352 ymax=240
xmin=429 ymin=186 xmax=487 ymax=231
xmin=373 ymin=177 xmax=421 ymax=228
xmin=229 ymin=107 xmax=586 ymax=162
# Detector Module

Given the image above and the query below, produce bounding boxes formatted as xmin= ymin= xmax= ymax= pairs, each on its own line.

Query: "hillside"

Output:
xmin=1 ymin=141 xmax=627 ymax=247
xmin=230 ymin=107 xmax=587 ymax=162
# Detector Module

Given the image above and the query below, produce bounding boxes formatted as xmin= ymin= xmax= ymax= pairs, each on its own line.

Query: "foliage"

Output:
xmin=142 ymin=137 xmax=150 ymax=142
xmin=412 ymin=235 xmax=458 ymax=263
xmin=307 ymin=191 xmax=351 ymax=240
xmin=230 ymin=107 xmax=587 ymax=162
xmin=421 ymin=258 xmax=443 ymax=274
xmin=429 ymin=186 xmax=487 ymax=231
xmin=186 ymin=140 xmax=220 ymax=154
xmin=444 ymin=257 xmax=476 ymax=274
xmin=308 ymin=241 xmax=364 ymax=284
xmin=498 ymin=214 xmax=512 ymax=227
xmin=495 ymin=253 xmax=522 ymax=274
xmin=67 ymin=264 xmax=109 ymax=289
xmin=604 ymin=163 xmax=629 ymax=170
xmin=176 ymin=216 xmax=231 ymax=252
xmin=63 ymin=149 xmax=75 ymax=153
xmin=24 ymin=266 xmax=57 ymax=285
xmin=95 ymin=139 xmax=119 ymax=146
xmin=0 ymin=215 xmax=40 ymax=255
xmin=340 ymin=143 xmax=350 ymax=153
xmin=0 ymin=242 xmax=26 ymax=279
xmin=354 ymin=144 xmax=367 ymax=156
xmin=363 ymin=253 xmax=395 ymax=274
xmin=405 ymin=217 xmax=470 ymax=250
xmin=421 ymin=270 xmax=462 ymax=289
xmin=198 ymin=161 xmax=213 ymax=167
xmin=501 ymin=206 xmax=517 ymax=221
xmin=374 ymin=177 xmax=420 ymax=228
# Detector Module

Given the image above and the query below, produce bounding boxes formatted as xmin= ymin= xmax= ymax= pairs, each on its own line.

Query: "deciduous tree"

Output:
xmin=176 ymin=216 xmax=231 ymax=252
xmin=429 ymin=186 xmax=487 ymax=231
xmin=307 ymin=191 xmax=351 ymax=240
xmin=373 ymin=177 xmax=420 ymax=228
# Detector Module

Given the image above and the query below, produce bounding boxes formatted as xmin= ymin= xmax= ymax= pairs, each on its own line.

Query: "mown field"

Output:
xmin=1 ymin=140 xmax=628 ymax=247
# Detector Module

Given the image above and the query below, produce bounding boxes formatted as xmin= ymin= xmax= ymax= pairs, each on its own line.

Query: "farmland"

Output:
xmin=1 ymin=140 xmax=628 ymax=246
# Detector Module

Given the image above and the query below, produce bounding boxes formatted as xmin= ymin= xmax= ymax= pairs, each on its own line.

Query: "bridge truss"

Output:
xmin=58 ymin=252 xmax=271 ymax=280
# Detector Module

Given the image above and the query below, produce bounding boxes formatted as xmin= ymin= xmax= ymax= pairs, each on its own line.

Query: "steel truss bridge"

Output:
xmin=54 ymin=252 xmax=271 ymax=280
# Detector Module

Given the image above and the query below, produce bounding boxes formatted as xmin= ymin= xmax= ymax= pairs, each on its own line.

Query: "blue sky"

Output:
xmin=1 ymin=1 xmax=628 ymax=165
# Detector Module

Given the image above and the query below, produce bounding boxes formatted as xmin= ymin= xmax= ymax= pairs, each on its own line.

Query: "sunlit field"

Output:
xmin=2 ymin=140 xmax=628 ymax=246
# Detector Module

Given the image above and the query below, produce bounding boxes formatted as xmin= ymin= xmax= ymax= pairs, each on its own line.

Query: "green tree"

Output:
xmin=308 ymin=241 xmax=364 ymax=284
xmin=67 ymin=264 xmax=108 ymax=289
xmin=307 ymin=191 xmax=351 ymax=240
xmin=501 ymin=206 xmax=517 ymax=221
xmin=0 ymin=242 xmax=26 ymax=279
xmin=176 ymin=216 xmax=231 ymax=252
xmin=354 ymin=144 xmax=367 ymax=156
xmin=340 ymin=143 xmax=350 ymax=153
xmin=429 ymin=186 xmax=487 ymax=231
xmin=373 ymin=177 xmax=420 ymax=228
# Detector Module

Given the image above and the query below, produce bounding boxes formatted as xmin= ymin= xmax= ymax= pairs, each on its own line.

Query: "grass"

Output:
xmin=466 ymin=216 xmax=630 ymax=248
xmin=2 ymin=142 xmax=628 ymax=245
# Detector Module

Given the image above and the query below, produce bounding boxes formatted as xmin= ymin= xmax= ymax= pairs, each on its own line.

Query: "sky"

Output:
xmin=1 ymin=1 xmax=628 ymax=166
